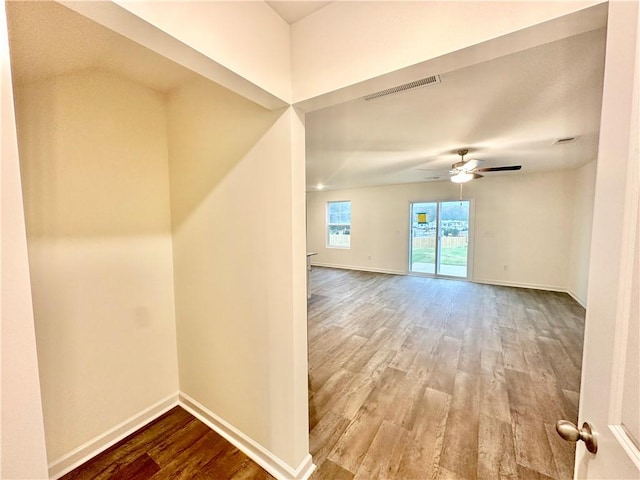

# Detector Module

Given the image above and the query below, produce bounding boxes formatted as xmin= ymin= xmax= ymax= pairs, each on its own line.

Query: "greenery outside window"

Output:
xmin=327 ymin=201 xmax=351 ymax=248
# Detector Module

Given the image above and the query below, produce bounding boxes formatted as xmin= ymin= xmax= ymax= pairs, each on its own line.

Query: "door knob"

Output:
xmin=555 ymin=420 xmax=598 ymax=454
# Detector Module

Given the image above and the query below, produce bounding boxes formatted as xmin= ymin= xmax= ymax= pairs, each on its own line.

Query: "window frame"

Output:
xmin=326 ymin=200 xmax=351 ymax=249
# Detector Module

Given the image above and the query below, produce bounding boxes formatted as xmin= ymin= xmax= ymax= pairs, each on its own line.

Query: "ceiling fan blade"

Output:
xmin=451 ymin=159 xmax=482 ymax=171
xmin=475 ymin=165 xmax=522 ymax=172
xmin=416 ymin=166 xmax=447 ymax=171
xmin=472 ymin=173 xmax=484 ymax=179
xmin=461 ymin=159 xmax=481 ymax=171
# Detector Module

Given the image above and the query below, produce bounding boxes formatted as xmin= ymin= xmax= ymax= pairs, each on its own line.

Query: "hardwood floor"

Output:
xmin=63 ymin=267 xmax=584 ymax=480
xmin=61 ymin=406 xmax=275 ymax=480
xmin=308 ymin=267 xmax=585 ymax=480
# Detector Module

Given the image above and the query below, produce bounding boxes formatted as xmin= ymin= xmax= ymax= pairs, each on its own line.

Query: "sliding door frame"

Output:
xmin=408 ymin=198 xmax=474 ymax=280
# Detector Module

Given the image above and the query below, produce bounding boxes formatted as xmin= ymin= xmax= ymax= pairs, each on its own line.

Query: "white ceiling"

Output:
xmin=7 ymin=1 xmax=607 ymax=195
xmin=6 ymin=1 xmax=199 ymax=92
xmin=266 ymin=1 xmax=331 ymax=24
xmin=5 ymin=1 xmax=331 ymax=93
xmin=306 ymin=27 xmax=607 ymax=191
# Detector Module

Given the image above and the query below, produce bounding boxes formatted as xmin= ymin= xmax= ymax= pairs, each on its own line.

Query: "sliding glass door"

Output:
xmin=409 ymin=201 xmax=470 ymax=278
xmin=409 ymin=202 xmax=438 ymax=274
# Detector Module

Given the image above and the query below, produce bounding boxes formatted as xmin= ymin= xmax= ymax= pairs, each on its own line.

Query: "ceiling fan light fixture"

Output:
xmin=451 ymin=172 xmax=473 ymax=183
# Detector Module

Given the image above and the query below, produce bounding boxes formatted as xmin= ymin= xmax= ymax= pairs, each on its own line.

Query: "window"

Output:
xmin=327 ymin=201 xmax=351 ymax=248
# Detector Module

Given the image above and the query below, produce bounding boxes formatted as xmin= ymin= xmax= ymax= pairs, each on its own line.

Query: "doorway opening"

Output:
xmin=409 ymin=200 xmax=470 ymax=278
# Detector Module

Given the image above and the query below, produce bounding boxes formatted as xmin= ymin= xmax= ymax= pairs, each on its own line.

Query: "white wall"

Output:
xmin=1 ymin=2 xmax=627 ymax=478
xmin=110 ymin=0 xmax=291 ymax=102
xmin=568 ymin=161 xmax=597 ymax=306
xmin=291 ymin=1 xmax=602 ymax=102
xmin=0 ymin=3 xmax=49 ymax=476
xmin=14 ymin=70 xmax=179 ymax=462
xmin=307 ymin=170 xmax=578 ymax=291
xmin=12 ymin=63 xmax=311 ymax=479
xmin=167 ymin=78 xmax=309 ymax=470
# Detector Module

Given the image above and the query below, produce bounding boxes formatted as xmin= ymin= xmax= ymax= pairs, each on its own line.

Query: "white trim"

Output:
xmin=178 ymin=393 xmax=316 ymax=480
xmin=311 ymin=262 xmax=405 ymax=276
xmin=567 ymin=289 xmax=588 ymax=309
xmin=472 ymin=277 xmax=567 ymax=293
xmin=607 ymin=65 xmax=640 ymax=452
xmin=311 ymin=265 xmax=570 ymax=293
xmin=48 ymin=392 xmax=179 ymax=479
xmin=311 ymin=266 xmax=584 ymax=305
xmin=48 ymin=392 xmax=315 ymax=480
xmin=610 ymin=424 xmax=640 ymax=470
xmin=326 ymin=200 xmax=352 ymax=249
xmin=406 ymin=198 xmax=475 ymax=281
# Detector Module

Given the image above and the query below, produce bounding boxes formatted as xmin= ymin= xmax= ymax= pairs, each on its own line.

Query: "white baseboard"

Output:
xmin=49 ymin=392 xmax=315 ymax=480
xmin=311 ymin=262 xmax=405 ymax=276
xmin=472 ymin=277 xmax=566 ymax=293
xmin=475 ymin=278 xmax=586 ymax=306
xmin=48 ymin=392 xmax=179 ymax=479
xmin=312 ymin=266 xmax=583 ymax=304
xmin=179 ymin=393 xmax=316 ymax=480
xmin=567 ymin=289 xmax=587 ymax=308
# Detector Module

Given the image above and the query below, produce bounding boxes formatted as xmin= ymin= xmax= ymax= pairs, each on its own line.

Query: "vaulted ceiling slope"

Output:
xmin=266 ymin=1 xmax=331 ymax=24
xmin=6 ymin=1 xmax=607 ymax=195
xmin=6 ymin=1 xmax=200 ymax=92
xmin=305 ymin=27 xmax=607 ymax=191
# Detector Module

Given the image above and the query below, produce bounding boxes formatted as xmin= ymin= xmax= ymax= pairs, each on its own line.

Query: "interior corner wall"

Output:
xmin=1 ymin=3 xmax=49 ymax=476
xmin=290 ymin=1 xmax=602 ymax=101
xmin=14 ymin=70 xmax=179 ymax=462
xmin=307 ymin=170 xmax=576 ymax=291
xmin=568 ymin=160 xmax=597 ymax=306
xmin=166 ymin=78 xmax=309 ymax=470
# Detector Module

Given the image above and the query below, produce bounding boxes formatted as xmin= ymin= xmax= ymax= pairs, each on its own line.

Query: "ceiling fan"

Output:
xmin=448 ymin=149 xmax=521 ymax=183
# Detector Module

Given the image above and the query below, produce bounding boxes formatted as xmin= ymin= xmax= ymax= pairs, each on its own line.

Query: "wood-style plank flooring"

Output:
xmin=63 ymin=267 xmax=584 ymax=480
xmin=308 ymin=267 xmax=585 ymax=480
xmin=61 ymin=406 xmax=275 ymax=480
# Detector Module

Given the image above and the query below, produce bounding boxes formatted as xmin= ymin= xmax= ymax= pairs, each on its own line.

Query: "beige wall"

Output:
xmin=113 ymin=1 xmax=291 ymax=101
xmin=73 ymin=1 xmax=601 ymax=106
xmin=568 ymin=160 xmax=597 ymax=306
xmin=12 ymin=66 xmax=310 ymax=474
xmin=1 ymin=2 xmax=629 ymax=478
xmin=291 ymin=1 xmax=602 ymax=102
xmin=57 ymin=1 xmax=288 ymax=111
xmin=0 ymin=3 xmax=49 ymax=476
xmin=167 ymin=78 xmax=309 ymax=468
xmin=14 ymin=70 xmax=179 ymax=461
xmin=307 ymin=170 xmax=579 ymax=292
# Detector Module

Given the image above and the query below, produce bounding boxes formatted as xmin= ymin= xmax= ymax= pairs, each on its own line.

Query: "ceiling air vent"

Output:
xmin=554 ymin=136 xmax=578 ymax=145
xmin=364 ymin=75 xmax=441 ymax=101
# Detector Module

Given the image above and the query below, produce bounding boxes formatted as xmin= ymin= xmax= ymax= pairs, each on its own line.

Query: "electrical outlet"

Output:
xmin=503 ymin=264 xmax=509 ymax=272
xmin=367 ymin=255 xmax=372 ymax=261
